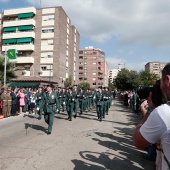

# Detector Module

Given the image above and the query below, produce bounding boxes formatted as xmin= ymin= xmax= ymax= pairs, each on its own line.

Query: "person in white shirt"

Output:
xmin=133 ymin=63 xmax=170 ymax=170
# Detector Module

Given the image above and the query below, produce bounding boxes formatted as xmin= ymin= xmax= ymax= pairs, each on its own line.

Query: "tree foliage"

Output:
xmin=114 ymin=68 xmax=140 ymax=90
xmin=114 ymin=69 xmax=160 ymax=91
xmin=0 ymin=56 xmax=18 ymax=84
xmin=139 ymin=70 xmax=159 ymax=86
xmin=78 ymin=82 xmax=90 ymax=90
xmin=64 ymin=76 xmax=72 ymax=88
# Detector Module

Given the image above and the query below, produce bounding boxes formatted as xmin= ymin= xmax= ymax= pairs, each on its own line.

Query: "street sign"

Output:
xmin=7 ymin=49 xmax=17 ymax=59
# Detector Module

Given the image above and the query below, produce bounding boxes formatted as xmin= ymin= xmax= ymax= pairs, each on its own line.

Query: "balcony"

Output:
xmin=4 ymin=7 xmax=36 ymax=16
xmin=2 ymin=43 xmax=35 ymax=51
xmin=3 ymin=31 xmax=35 ymax=39
xmin=3 ymin=18 xmax=35 ymax=27
xmin=41 ymin=33 xmax=54 ymax=39
xmin=40 ymin=58 xmax=53 ymax=64
xmin=9 ymin=56 xmax=34 ymax=64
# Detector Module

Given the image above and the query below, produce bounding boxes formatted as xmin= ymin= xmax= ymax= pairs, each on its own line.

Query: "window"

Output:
xmin=79 ymin=51 xmax=83 ymax=54
xmin=92 ymin=73 xmax=96 ymax=75
xmin=42 ymin=27 xmax=54 ymax=33
xmin=41 ymin=52 xmax=53 ymax=58
xmin=92 ymin=78 xmax=96 ymax=81
xmin=25 ymin=66 xmax=30 ymax=71
xmin=41 ymin=66 xmax=47 ymax=71
xmin=48 ymin=39 xmax=53 ymax=45
xmin=42 ymin=15 xmax=54 ymax=21
xmin=93 ymin=63 xmax=96 ymax=65
xmin=79 ymin=56 xmax=83 ymax=59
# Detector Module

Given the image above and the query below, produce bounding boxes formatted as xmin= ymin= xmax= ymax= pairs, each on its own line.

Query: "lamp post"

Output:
xmin=4 ymin=49 xmax=7 ymax=87
xmin=118 ymin=63 xmax=125 ymax=69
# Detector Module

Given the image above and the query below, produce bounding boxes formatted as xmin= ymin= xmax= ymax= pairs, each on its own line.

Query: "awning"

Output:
xmin=9 ymin=82 xmax=39 ymax=87
xmin=17 ymin=37 xmax=33 ymax=43
xmin=2 ymin=38 xmax=17 ymax=44
xmin=3 ymin=26 xmax=16 ymax=32
xmin=18 ymin=12 xmax=34 ymax=19
xmin=18 ymin=25 xmax=33 ymax=31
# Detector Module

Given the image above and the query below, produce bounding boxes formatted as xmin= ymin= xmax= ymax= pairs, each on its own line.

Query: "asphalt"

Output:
xmin=0 ymin=98 xmax=155 ymax=170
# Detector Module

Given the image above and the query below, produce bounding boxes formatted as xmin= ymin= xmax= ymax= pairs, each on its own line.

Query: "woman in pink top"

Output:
xmin=18 ymin=88 xmax=25 ymax=114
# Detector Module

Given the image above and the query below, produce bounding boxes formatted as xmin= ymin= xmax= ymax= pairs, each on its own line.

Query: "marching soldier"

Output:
xmin=66 ymin=87 xmax=74 ymax=121
xmin=96 ymin=86 xmax=103 ymax=121
xmin=61 ymin=88 xmax=67 ymax=112
xmin=72 ymin=85 xmax=79 ymax=118
xmin=34 ymin=86 xmax=44 ymax=120
xmin=78 ymin=88 xmax=85 ymax=115
xmin=57 ymin=87 xmax=62 ymax=114
xmin=43 ymin=85 xmax=59 ymax=135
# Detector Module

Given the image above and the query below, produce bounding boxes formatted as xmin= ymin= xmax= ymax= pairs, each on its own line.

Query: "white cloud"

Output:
xmin=25 ymin=0 xmax=170 ymax=49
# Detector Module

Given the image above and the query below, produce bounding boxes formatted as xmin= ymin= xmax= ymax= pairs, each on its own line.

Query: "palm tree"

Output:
xmin=0 ymin=56 xmax=19 ymax=85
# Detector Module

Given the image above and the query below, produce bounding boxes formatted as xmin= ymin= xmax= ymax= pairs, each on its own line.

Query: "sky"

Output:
xmin=0 ymin=0 xmax=170 ymax=71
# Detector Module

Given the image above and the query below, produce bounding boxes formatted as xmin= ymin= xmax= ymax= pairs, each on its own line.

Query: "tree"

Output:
xmin=64 ymin=76 xmax=72 ymax=88
xmin=78 ymin=82 xmax=90 ymax=90
xmin=114 ymin=68 xmax=140 ymax=90
xmin=108 ymin=79 xmax=115 ymax=91
xmin=0 ymin=56 xmax=18 ymax=85
xmin=139 ymin=70 xmax=159 ymax=86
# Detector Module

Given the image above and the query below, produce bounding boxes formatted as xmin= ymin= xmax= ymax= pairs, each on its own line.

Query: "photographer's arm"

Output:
xmin=133 ymin=114 xmax=150 ymax=149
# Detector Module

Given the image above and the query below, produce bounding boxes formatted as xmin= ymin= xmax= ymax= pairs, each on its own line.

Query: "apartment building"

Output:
xmin=79 ymin=46 xmax=108 ymax=88
xmin=0 ymin=6 xmax=80 ymax=86
xmin=145 ymin=62 xmax=168 ymax=78
xmin=109 ymin=69 xmax=119 ymax=82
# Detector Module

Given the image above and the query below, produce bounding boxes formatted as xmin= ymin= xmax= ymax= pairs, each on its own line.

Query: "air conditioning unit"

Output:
xmin=18 ymin=52 xmax=23 ymax=54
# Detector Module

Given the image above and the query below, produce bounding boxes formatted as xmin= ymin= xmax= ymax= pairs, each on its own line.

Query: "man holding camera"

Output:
xmin=133 ymin=63 xmax=170 ymax=169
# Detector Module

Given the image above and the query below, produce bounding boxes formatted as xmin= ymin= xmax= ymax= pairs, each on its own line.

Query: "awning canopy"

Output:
xmin=2 ymin=38 xmax=17 ymax=44
xmin=17 ymin=37 xmax=33 ymax=43
xmin=9 ymin=82 xmax=39 ymax=87
xmin=18 ymin=25 xmax=33 ymax=31
xmin=3 ymin=26 xmax=16 ymax=32
xmin=18 ymin=12 xmax=34 ymax=19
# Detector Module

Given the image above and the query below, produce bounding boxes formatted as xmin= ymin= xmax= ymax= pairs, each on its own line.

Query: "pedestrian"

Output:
xmin=30 ymin=92 xmax=36 ymax=115
xmin=133 ymin=63 xmax=170 ymax=170
xmin=18 ymin=88 xmax=26 ymax=114
xmin=10 ymin=87 xmax=18 ymax=116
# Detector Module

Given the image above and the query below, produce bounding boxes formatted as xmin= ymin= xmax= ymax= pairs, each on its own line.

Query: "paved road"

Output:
xmin=0 ymin=99 xmax=154 ymax=170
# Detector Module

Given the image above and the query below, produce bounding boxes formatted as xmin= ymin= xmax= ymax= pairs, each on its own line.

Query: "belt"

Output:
xmin=46 ymin=103 xmax=55 ymax=105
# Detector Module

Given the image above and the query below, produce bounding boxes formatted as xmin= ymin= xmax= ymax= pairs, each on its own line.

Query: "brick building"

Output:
xmin=145 ymin=62 xmax=168 ymax=78
xmin=0 ymin=6 xmax=80 ymax=87
xmin=79 ymin=46 xmax=108 ymax=88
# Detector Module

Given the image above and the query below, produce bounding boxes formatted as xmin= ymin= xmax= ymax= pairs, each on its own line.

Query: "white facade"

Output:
xmin=109 ymin=69 xmax=119 ymax=82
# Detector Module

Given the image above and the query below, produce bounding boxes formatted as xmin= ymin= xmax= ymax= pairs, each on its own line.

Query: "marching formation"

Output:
xmin=0 ymin=85 xmax=114 ymax=135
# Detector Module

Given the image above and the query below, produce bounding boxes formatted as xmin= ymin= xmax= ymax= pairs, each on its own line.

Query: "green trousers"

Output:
xmin=44 ymin=112 xmax=55 ymax=133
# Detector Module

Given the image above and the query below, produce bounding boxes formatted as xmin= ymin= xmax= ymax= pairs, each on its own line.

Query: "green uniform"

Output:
xmin=43 ymin=91 xmax=59 ymax=133
xmin=72 ymin=89 xmax=79 ymax=117
xmin=96 ymin=91 xmax=103 ymax=121
xmin=78 ymin=89 xmax=85 ymax=114
xmin=66 ymin=91 xmax=74 ymax=121
xmin=34 ymin=91 xmax=44 ymax=119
